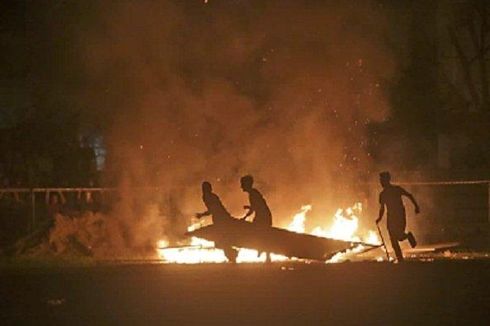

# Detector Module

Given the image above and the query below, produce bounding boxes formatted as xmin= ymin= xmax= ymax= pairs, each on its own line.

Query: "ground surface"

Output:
xmin=1 ymin=260 xmax=489 ymax=325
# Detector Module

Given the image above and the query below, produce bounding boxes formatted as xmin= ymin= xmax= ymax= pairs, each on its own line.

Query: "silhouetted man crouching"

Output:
xmin=196 ymin=181 xmax=237 ymax=262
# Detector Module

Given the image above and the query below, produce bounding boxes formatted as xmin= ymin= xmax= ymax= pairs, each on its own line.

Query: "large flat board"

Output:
xmin=186 ymin=219 xmax=379 ymax=261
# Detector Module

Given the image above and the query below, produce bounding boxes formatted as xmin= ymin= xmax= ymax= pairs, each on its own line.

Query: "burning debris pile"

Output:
xmin=158 ymin=202 xmax=383 ymax=264
xmin=12 ymin=203 xmax=167 ymax=260
xmin=7 ymin=196 xmax=383 ymax=264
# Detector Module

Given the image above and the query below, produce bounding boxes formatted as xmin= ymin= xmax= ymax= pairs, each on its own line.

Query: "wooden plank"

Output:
xmin=405 ymin=242 xmax=460 ymax=254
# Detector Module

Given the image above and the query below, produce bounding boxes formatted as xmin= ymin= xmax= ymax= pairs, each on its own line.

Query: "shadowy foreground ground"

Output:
xmin=1 ymin=260 xmax=489 ymax=325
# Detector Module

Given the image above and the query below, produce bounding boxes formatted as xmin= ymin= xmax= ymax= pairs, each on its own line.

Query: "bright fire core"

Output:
xmin=157 ymin=203 xmax=382 ymax=263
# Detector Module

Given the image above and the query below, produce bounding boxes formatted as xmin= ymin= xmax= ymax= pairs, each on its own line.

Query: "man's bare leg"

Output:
xmin=399 ymin=232 xmax=417 ymax=248
xmin=389 ymin=234 xmax=404 ymax=262
xmin=406 ymin=232 xmax=417 ymax=248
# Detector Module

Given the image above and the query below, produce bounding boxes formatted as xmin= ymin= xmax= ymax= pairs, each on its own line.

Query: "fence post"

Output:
xmin=31 ymin=189 xmax=36 ymax=231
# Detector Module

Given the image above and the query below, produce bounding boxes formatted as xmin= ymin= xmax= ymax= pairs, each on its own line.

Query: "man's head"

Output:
xmin=202 ymin=181 xmax=212 ymax=194
xmin=240 ymin=175 xmax=254 ymax=192
xmin=379 ymin=171 xmax=391 ymax=188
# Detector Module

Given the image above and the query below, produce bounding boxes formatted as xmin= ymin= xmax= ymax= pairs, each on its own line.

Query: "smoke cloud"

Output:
xmin=66 ymin=0 xmax=396 ymax=253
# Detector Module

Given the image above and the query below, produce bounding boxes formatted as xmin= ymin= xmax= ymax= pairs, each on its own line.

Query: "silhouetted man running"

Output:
xmin=376 ymin=171 xmax=420 ymax=262
xmin=240 ymin=175 xmax=273 ymax=261
xmin=195 ymin=181 xmax=237 ymax=262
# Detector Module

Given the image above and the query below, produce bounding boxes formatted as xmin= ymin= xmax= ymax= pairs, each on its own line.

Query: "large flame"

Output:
xmin=157 ymin=202 xmax=382 ymax=263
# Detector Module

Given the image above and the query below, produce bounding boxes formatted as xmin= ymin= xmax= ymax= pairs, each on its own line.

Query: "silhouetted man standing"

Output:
xmin=195 ymin=181 xmax=237 ymax=262
xmin=240 ymin=175 xmax=272 ymax=226
xmin=376 ymin=171 xmax=420 ymax=262
xmin=240 ymin=175 xmax=273 ymax=261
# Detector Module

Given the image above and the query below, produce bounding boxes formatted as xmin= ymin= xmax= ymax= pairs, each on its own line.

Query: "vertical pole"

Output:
xmin=488 ymin=182 xmax=490 ymax=224
xmin=376 ymin=223 xmax=391 ymax=262
xmin=31 ymin=189 xmax=36 ymax=231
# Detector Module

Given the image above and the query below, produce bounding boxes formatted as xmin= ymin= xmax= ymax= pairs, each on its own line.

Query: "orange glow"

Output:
xmin=157 ymin=202 xmax=381 ymax=264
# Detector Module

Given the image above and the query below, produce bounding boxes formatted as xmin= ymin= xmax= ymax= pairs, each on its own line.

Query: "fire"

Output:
xmin=286 ymin=205 xmax=311 ymax=233
xmin=158 ymin=236 xmax=227 ymax=264
xmin=310 ymin=203 xmax=362 ymax=241
xmin=157 ymin=202 xmax=382 ymax=264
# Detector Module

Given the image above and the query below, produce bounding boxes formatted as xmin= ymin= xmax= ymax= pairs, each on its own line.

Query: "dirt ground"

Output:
xmin=1 ymin=260 xmax=489 ymax=325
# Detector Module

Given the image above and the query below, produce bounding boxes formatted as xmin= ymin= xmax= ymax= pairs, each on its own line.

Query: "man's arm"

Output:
xmin=401 ymin=187 xmax=420 ymax=214
xmin=241 ymin=205 xmax=254 ymax=220
xmin=195 ymin=210 xmax=210 ymax=219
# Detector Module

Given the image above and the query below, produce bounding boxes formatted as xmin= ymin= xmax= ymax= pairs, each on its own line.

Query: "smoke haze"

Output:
xmin=62 ymin=1 xmax=397 ymax=252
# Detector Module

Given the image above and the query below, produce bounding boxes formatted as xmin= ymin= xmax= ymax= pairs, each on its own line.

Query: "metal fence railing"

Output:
xmin=0 ymin=187 xmax=117 ymax=231
xmin=395 ymin=180 xmax=490 ymax=224
xmin=0 ymin=180 xmax=489 ymax=233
